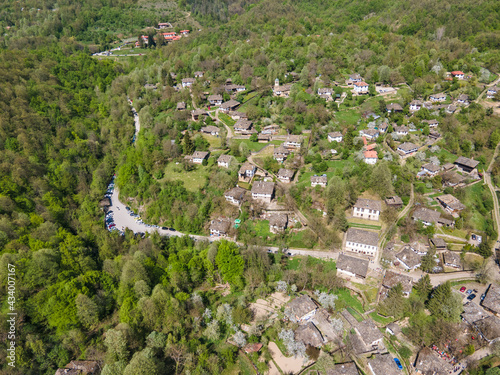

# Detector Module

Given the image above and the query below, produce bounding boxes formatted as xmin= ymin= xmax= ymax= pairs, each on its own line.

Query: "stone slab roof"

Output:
xmin=482 ymin=284 xmax=500 ymax=314
xmin=462 ymin=301 xmax=488 ymax=324
xmin=337 ymin=254 xmax=369 ymax=278
xmin=287 ymin=295 xmax=318 ymax=319
xmin=368 ymin=354 xmax=400 ymax=375
xmin=294 ymin=321 xmax=324 ymax=347
xmin=395 ymin=246 xmax=422 ymax=269
xmin=382 ymin=270 xmax=413 ymax=294
xmin=354 ymin=198 xmax=382 ymax=212
xmin=251 ymin=181 xmax=274 ymax=195
xmin=454 ymin=156 xmax=479 ymax=169
xmin=345 ymin=228 xmax=379 ymax=247
xmin=269 ymin=214 xmax=288 ymax=228
xmin=413 ymin=207 xmax=441 ymax=223
xmin=326 ymin=362 xmax=359 ymax=375
xmin=414 ymin=347 xmax=453 ymax=375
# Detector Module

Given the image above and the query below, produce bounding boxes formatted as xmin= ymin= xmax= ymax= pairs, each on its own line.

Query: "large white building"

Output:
xmin=352 ymin=198 xmax=382 ymax=221
xmin=344 ymin=228 xmax=379 ymax=257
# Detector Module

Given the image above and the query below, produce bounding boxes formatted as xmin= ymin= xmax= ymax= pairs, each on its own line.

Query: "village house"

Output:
xmin=430 ymin=237 xmax=447 ymax=250
xmin=191 ymin=109 xmax=208 ymax=121
xmin=180 ymin=29 xmax=190 ymax=35
xmin=393 ymin=125 xmax=409 ymax=136
xmin=217 ymin=154 xmax=233 ymax=168
xmin=181 ymin=78 xmax=195 ymax=88
xmin=328 ymin=131 xmax=343 ymax=143
xmin=158 ymin=22 xmax=172 ymax=29
xmin=194 ymin=71 xmax=203 ymax=78
xmin=487 ymin=86 xmax=498 ymax=99
xmin=446 ymin=104 xmax=457 ymax=114
xmin=201 ymin=125 xmax=220 ymax=136
xmin=428 ymin=131 xmax=441 ymax=140
xmin=443 ymin=251 xmax=461 ymax=269
xmin=209 ymin=219 xmax=231 ymax=237
xmin=436 ymin=194 xmax=465 ymax=215
xmin=419 ymin=162 xmax=441 ymax=177
xmin=238 ymin=162 xmax=257 ymax=181
xmin=482 ymin=284 xmax=500 ymax=316
xmin=258 ymin=134 xmax=270 ymax=143
xmin=225 ymin=84 xmax=246 ymax=93
xmin=451 ymin=71 xmax=465 ymax=80
xmin=382 ymin=270 xmax=413 ymax=296
xmin=409 ymin=100 xmax=423 ymax=112
xmin=346 ymin=73 xmax=362 ymax=86
xmin=207 ymin=94 xmax=223 ymax=106
xmin=397 ymin=142 xmax=419 ymax=157
xmin=224 ymin=187 xmax=245 ymax=205
xmin=277 ymin=168 xmax=295 ymax=183
xmin=269 ymin=214 xmax=288 ymax=233
xmin=261 ymin=124 xmax=280 ymax=135
xmin=395 ymin=246 xmax=422 ymax=270
xmin=368 ymin=354 xmax=400 ymax=375
xmin=377 ymin=122 xmax=388 ymax=133
xmin=457 ymin=93 xmax=470 ymax=105
xmin=359 ymin=128 xmax=379 ymax=140
xmin=230 ymin=111 xmax=247 ymax=120
xmin=251 ymin=181 xmax=275 ymax=203
xmin=354 ymin=319 xmax=384 ymax=350
xmin=336 ymin=254 xmax=369 ymax=279
xmin=55 ymin=361 xmax=101 ymax=375
xmin=473 ymin=316 xmax=500 ymax=344
xmin=352 ymin=198 xmax=382 ymax=221
xmin=294 ymin=321 xmax=325 ymax=348
xmin=454 ymin=156 xmax=479 ymax=174
xmin=422 ymin=119 xmax=439 ymax=128
xmin=273 ymin=78 xmax=293 ymax=97
xmin=344 ymin=228 xmax=379 ymax=257
xmin=326 ymin=362 xmax=360 ymax=375
xmin=385 ymin=322 xmax=401 ymax=336
xmin=286 ymin=294 xmax=318 ymax=322
xmin=176 ymin=102 xmax=186 ymax=111
xmin=364 ymin=150 xmax=378 ymax=165
xmin=412 ymin=207 xmax=441 ymax=226
xmin=284 ymin=135 xmax=303 ymax=149
xmin=234 ymin=119 xmax=254 ymax=135
xmin=385 ymin=196 xmax=403 ymax=209
xmin=462 ymin=301 xmax=488 ymax=325
xmin=242 ymin=343 xmax=263 ymax=355
xmin=220 ymin=99 xmax=240 ymax=112
xmin=318 ymin=87 xmax=334 ymax=96
xmin=410 ymin=241 xmax=429 ymax=255
xmin=311 ymin=175 xmax=328 ymax=188
xmin=414 ymin=347 xmax=453 ymax=375
xmin=191 ymin=151 xmax=209 ymax=164
xmin=386 ymin=103 xmax=403 ymax=113
xmin=353 ymin=81 xmax=369 ymax=94
xmin=429 ymin=92 xmax=447 ymax=102
xmin=273 ymin=145 xmax=290 ymax=162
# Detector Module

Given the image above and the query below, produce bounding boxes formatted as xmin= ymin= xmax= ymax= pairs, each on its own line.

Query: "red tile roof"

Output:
xmin=364 ymin=150 xmax=377 ymax=158
xmin=451 ymin=71 xmax=464 ymax=75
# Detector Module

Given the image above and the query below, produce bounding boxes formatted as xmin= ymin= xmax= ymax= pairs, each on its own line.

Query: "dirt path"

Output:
xmin=268 ymin=342 xmax=307 ymax=374
xmin=485 ymin=140 xmax=500 ymax=249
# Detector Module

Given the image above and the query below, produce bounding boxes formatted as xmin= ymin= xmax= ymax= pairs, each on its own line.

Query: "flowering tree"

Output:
xmin=330 ymin=317 xmax=344 ymax=334
xmin=314 ymin=290 xmax=338 ymax=310
xmin=202 ymin=308 xmax=212 ymax=322
xmin=216 ymin=303 xmax=233 ymax=325
xmin=278 ymin=329 xmax=308 ymax=360
xmin=233 ymin=331 xmax=247 ymax=348
xmin=276 ymin=280 xmax=288 ymax=293
xmin=204 ymin=320 xmax=220 ymax=341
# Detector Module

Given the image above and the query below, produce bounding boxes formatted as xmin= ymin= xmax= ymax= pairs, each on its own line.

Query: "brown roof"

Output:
xmin=386 ymin=103 xmax=403 ymax=111
xmin=201 ymin=125 xmax=220 ymax=133
xmin=285 ymin=135 xmax=303 ymax=143
xmin=287 ymin=295 xmax=318 ymax=319
xmin=413 ymin=207 xmax=441 ymax=223
xmin=192 ymin=151 xmax=209 ymax=159
xmin=239 ymin=162 xmax=256 ymax=174
xmin=278 ymin=168 xmax=295 ymax=179
xmin=217 ymin=154 xmax=232 ymax=163
xmin=269 ymin=214 xmax=288 ymax=228
xmin=243 ymin=343 xmax=263 ymax=354
xmin=345 ymin=228 xmax=379 ymax=247
xmin=337 ymin=254 xmax=369 ymax=278
xmin=430 ymin=237 xmax=447 ymax=249
xmin=208 ymin=94 xmax=223 ymax=101
xmin=311 ymin=175 xmax=328 ymax=184
xmin=443 ymin=251 xmax=461 ymax=267
xmin=395 ymin=246 xmax=422 ymax=269
xmin=436 ymin=194 xmax=465 ymax=211
xmin=224 ymin=187 xmax=245 ymax=200
xmin=397 ymin=142 xmax=419 ymax=152
xmin=355 ymin=319 xmax=383 ymax=346
xmin=328 ymin=131 xmax=343 ymax=138
xmin=474 ymin=316 xmax=500 ymax=341
xmin=274 ymin=145 xmax=290 ymax=155
xmin=326 ymin=362 xmax=359 ymax=375
xmin=482 ymin=284 xmax=500 ymax=314
xmin=234 ymin=119 xmax=253 ymax=131
xmin=209 ymin=219 xmax=231 ymax=233
xmin=457 ymin=94 xmax=469 ymax=101
xmin=251 ymin=181 xmax=274 ymax=195
xmin=354 ymin=198 xmax=382 ymax=212
xmin=462 ymin=302 xmax=488 ymax=324
xmin=191 ymin=108 xmax=208 ymax=116
xmin=382 ymin=270 xmax=413 ymax=294
xmin=220 ymin=99 xmax=240 ymax=109
xmin=55 ymin=370 xmax=81 ymax=375
xmin=368 ymin=354 xmax=400 ymax=375
xmin=422 ymin=163 xmax=441 ymax=173
xmin=414 ymin=347 xmax=453 ymax=375
xmin=177 ymin=102 xmax=186 ymax=110
xmin=385 ymin=196 xmax=403 ymax=206
xmin=454 ymin=156 xmax=479 ymax=169
xmin=294 ymin=321 xmax=324 ymax=347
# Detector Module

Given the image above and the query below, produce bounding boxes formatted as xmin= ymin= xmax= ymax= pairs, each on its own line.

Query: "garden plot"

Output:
xmin=248 ymin=292 xmax=290 ymax=323
xmin=268 ymin=342 xmax=308 ymax=375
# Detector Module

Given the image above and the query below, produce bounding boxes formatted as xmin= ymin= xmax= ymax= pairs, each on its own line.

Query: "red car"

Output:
xmin=460 ymin=286 xmax=466 ymax=293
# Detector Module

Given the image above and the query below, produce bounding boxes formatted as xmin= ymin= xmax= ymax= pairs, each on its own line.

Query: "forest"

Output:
xmin=0 ymin=0 xmax=499 ymax=374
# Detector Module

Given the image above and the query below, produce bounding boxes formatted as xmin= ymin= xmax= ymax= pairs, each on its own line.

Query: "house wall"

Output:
xmin=345 ymin=241 xmax=377 ymax=256
xmin=353 ymin=207 xmax=380 ymax=221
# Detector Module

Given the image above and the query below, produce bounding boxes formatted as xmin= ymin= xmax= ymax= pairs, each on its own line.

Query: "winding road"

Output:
xmin=485 ymin=140 xmax=500 ymax=249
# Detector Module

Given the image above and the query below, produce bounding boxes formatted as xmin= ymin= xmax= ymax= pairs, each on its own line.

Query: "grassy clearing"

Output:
xmin=369 ymin=312 xmax=394 ymax=325
xmin=162 ymin=162 xmax=208 ymax=192
xmin=348 ymin=222 xmax=382 ymax=230
xmin=334 ymin=109 xmax=361 ymax=127
xmin=287 ymin=229 xmax=316 ymax=249
xmin=218 ymin=112 xmax=236 ymax=126
xmin=253 ymin=220 xmax=272 ymax=239
xmin=233 ymin=139 xmax=281 ymax=152
xmin=201 ymin=133 xmax=222 ymax=149
xmin=287 ymin=256 xmax=336 ymax=272
xmin=336 ymin=288 xmax=365 ymax=313
xmin=462 ymin=182 xmax=491 ymax=232
xmin=346 ymin=307 xmax=364 ymax=322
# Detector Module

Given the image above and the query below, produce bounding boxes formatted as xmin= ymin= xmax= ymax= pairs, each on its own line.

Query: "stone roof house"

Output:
xmin=220 ymin=99 xmax=240 ymax=112
xmin=326 ymin=362 xmax=359 ymax=375
xmin=462 ymin=301 xmax=488 ymax=325
xmin=311 ymin=175 xmax=328 ymax=187
xmin=436 ymin=194 xmax=466 ymax=215
xmin=191 ymin=151 xmax=209 ymax=164
xmin=209 ymin=219 xmax=231 ymax=237
xmin=238 ymin=162 xmax=256 ymax=180
xmin=269 ymin=214 xmax=288 ymax=233
xmin=386 ymin=103 xmax=403 ymax=113
xmin=382 ymin=270 xmax=413 ymax=296
xmin=208 ymin=94 xmax=223 ymax=106
xmin=353 ymin=198 xmax=382 ymax=221
xmin=385 ymin=196 xmax=403 ymax=208
xmin=421 ymin=163 xmax=441 ymax=177
xmin=286 ymin=295 xmax=318 ymax=322
xmin=234 ymin=119 xmax=254 ymax=134
xmin=395 ymin=246 xmax=422 ymax=270
xmin=273 ymin=145 xmax=290 ymax=162
xmin=251 ymin=181 xmax=275 ymax=202
xmin=414 ymin=347 xmax=453 ymax=375
xmin=284 ymin=135 xmax=303 ymax=149
xmin=355 ymin=319 xmax=384 ymax=348
xmin=176 ymin=101 xmax=186 ymax=110
xmin=412 ymin=207 xmax=441 ymax=226
xmin=368 ymin=353 xmax=400 ymax=375
xmin=294 ymin=321 xmax=324 ymax=347
xmin=397 ymin=142 xmax=419 ymax=156
xmin=344 ymin=228 xmax=379 ymax=257
xmin=482 ymin=284 xmax=500 ymax=316
xmin=472 ymin=316 xmax=500 ymax=343
xmin=201 ymin=125 xmax=220 ymax=136
xmin=224 ymin=187 xmax=246 ymax=205
xmin=277 ymin=168 xmax=295 ymax=183
xmin=385 ymin=322 xmax=401 ymax=336
xmin=454 ymin=156 xmax=479 ymax=174
xmin=336 ymin=254 xmax=369 ymax=279
xmin=217 ymin=154 xmax=233 ymax=168
xmin=429 ymin=237 xmax=447 ymax=250
xmin=55 ymin=360 xmax=101 ymax=375
xmin=443 ymin=251 xmax=461 ymax=269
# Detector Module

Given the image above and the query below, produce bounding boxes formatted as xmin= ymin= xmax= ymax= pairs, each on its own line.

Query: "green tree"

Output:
xmin=183 ymin=132 xmax=195 ymax=155
xmin=428 ymin=282 xmax=462 ymax=322
xmin=414 ymin=274 xmax=432 ymax=301
xmin=75 ymin=294 xmax=99 ymax=328
xmin=215 ymin=240 xmax=245 ymax=288
xmin=371 ymin=162 xmax=394 ymax=198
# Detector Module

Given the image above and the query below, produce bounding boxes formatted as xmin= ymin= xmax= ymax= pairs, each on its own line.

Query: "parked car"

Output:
xmin=393 ymin=358 xmax=403 ymax=370
xmin=460 ymin=286 xmax=466 ymax=293
xmin=467 ymin=294 xmax=476 ymax=300
xmin=161 ymin=227 xmax=168 ymax=230
xmin=481 ymin=293 xmax=486 ymax=301
xmin=466 ymin=289 xmax=473 ymax=295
